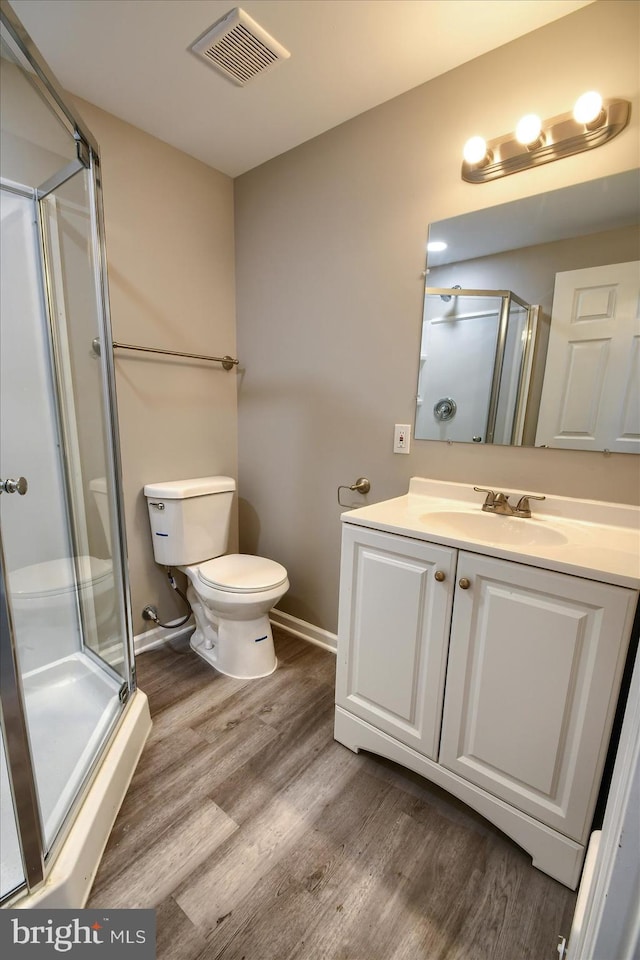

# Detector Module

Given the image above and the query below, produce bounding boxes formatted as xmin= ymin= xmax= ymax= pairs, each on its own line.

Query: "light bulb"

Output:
xmin=573 ymin=91 xmax=604 ymax=125
xmin=427 ymin=241 xmax=447 ymax=252
xmin=515 ymin=113 xmax=543 ymax=146
xmin=463 ymin=136 xmax=488 ymax=165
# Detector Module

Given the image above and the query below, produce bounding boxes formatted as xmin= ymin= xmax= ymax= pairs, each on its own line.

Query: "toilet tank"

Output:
xmin=143 ymin=476 xmax=235 ymax=567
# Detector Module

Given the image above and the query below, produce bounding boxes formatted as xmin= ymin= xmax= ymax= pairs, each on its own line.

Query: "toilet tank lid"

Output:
xmin=143 ymin=476 xmax=236 ymax=499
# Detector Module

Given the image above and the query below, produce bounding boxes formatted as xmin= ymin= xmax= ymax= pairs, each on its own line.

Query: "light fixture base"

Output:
xmin=462 ymin=99 xmax=630 ymax=183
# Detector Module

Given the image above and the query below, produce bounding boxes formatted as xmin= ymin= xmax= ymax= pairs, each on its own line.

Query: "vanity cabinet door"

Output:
xmin=335 ymin=525 xmax=456 ymax=759
xmin=439 ymin=551 xmax=636 ymax=842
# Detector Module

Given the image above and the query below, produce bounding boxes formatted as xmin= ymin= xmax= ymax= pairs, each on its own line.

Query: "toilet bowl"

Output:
xmin=144 ymin=476 xmax=289 ymax=680
xmin=9 ymin=556 xmax=114 ymax=673
xmin=182 ymin=554 xmax=288 ymax=678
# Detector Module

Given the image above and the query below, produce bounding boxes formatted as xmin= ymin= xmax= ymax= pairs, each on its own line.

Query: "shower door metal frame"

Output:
xmin=87 ymin=146 xmax=137 ymax=683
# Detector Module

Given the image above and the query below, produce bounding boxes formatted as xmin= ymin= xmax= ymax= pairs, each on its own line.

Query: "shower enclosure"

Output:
xmin=415 ymin=287 xmax=537 ymax=445
xmin=0 ymin=2 xmax=150 ymax=906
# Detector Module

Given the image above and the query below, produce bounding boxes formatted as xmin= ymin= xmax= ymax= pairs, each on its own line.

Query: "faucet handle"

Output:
xmin=515 ymin=494 xmax=546 ymax=517
xmin=474 ymin=486 xmax=496 ymax=509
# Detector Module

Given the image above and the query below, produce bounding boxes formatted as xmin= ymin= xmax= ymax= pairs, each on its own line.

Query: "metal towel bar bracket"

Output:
xmin=92 ymin=338 xmax=239 ymax=370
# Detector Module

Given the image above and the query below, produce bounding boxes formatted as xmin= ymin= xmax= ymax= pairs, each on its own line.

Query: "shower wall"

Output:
xmin=0 ymin=192 xmax=69 ymax=569
xmin=417 ymin=299 xmax=500 ymax=443
xmin=0 ymin=190 xmax=78 ymax=671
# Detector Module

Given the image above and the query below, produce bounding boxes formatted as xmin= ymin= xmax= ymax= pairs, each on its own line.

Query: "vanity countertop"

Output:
xmin=341 ymin=477 xmax=640 ymax=590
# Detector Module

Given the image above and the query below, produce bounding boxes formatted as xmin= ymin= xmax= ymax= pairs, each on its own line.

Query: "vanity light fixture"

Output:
xmin=462 ymin=92 xmax=630 ymax=183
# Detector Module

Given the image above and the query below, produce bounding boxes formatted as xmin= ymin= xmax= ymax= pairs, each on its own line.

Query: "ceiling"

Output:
xmin=9 ymin=0 xmax=593 ymax=178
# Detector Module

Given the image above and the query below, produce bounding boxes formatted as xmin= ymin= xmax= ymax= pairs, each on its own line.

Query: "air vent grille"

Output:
xmin=191 ymin=7 xmax=290 ymax=87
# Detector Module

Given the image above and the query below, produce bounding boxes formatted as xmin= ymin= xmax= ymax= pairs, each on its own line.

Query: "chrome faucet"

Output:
xmin=474 ymin=487 xmax=545 ymax=518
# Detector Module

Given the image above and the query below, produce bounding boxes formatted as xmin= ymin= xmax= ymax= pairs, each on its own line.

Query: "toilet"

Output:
xmin=143 ymin=476 xmax=289 ymax=679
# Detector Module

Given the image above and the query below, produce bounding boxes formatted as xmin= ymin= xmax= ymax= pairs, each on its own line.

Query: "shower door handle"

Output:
xmin=1 ymin=477 xmax=28 ymax=495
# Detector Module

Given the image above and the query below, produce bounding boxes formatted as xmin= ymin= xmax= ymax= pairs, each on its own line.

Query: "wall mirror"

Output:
xmin=415 ymin=169 xmax=640 ymax=453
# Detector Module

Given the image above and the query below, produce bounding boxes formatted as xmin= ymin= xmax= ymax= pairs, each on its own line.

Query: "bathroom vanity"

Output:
xmin=334 ymin=478 xmax=640 ymax=889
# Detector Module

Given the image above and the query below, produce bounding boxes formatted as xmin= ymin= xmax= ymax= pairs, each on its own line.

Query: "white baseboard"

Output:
xmin=134 ymin=617 xmax=195 ymax=655
xmin=133 ymin=610 xmax=336 ymax=657
xmin=269 ymin=609 xmax=337 ymax=653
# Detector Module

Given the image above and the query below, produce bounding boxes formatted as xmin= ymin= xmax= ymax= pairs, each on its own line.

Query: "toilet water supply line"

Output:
xmin=142 ymin=568 xmax=192 ymax=629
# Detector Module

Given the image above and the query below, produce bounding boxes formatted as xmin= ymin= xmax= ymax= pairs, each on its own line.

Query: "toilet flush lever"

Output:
xmin=149 ymin=501 xmax=165 ymax=510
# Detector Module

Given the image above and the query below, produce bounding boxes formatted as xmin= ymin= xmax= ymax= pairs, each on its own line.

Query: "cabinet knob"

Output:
xmin=459 ymin=577 xmax=471 ymax=590
xmin=434 ymin=570 xmax=446 ymax=582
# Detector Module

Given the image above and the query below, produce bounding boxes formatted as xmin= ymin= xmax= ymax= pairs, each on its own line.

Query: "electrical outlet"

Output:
xmin=393 ymin=423 xmax=411 ymax=454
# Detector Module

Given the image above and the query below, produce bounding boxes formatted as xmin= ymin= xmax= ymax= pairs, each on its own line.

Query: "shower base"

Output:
xmin=1 ymin=652 xmax=151 ymax=905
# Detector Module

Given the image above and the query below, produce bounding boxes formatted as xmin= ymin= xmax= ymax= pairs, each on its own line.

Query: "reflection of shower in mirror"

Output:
xmin=415 ymin=288 xmax=536 ymax=446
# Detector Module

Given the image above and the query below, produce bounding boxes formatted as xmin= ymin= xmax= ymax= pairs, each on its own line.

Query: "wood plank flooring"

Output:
xmin=88 ymin=630 xmax=577 ymax=959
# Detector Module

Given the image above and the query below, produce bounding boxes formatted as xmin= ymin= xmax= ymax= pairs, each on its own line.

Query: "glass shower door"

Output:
xmin=0 ymin=9 xmax=135 ymax=901
xmin=39 ymin=165 xmax=129 ymax=678
xmin=0 ymin=168 xmax=127 ymax=879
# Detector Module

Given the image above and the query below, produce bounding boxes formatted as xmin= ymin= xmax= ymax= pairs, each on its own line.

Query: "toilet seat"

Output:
xmin=10 ymin=556 xmax=112 ymax=600
xmin=197 ymin=554 xmax=287 ymax=594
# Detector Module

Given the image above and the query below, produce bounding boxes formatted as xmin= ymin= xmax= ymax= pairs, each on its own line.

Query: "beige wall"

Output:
xmin=234 ymin=0 xmax=640 ymax=635
xmin=71 ymin=98 xmax=238 ymax=633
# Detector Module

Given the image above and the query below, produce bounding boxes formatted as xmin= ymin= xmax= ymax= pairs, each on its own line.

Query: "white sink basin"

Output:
xmin=419 ymin=510 xmax=569 ymax=547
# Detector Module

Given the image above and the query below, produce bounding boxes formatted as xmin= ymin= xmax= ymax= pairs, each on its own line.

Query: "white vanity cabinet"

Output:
xmin=335 ymin=514 xmax=638 ymax=889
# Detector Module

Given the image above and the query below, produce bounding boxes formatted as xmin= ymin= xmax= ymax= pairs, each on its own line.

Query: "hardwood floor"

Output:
xmin=88 ymin=630 xmax=577 ymax=959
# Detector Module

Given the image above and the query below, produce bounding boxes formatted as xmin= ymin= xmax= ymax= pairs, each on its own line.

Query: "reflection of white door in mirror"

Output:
xmin=536 ymin=262 xmax=640 ymax=453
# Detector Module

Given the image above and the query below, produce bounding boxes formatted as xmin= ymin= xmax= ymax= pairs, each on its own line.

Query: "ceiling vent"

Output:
xmin=191 ymin=7 xmax=290 ymax=87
